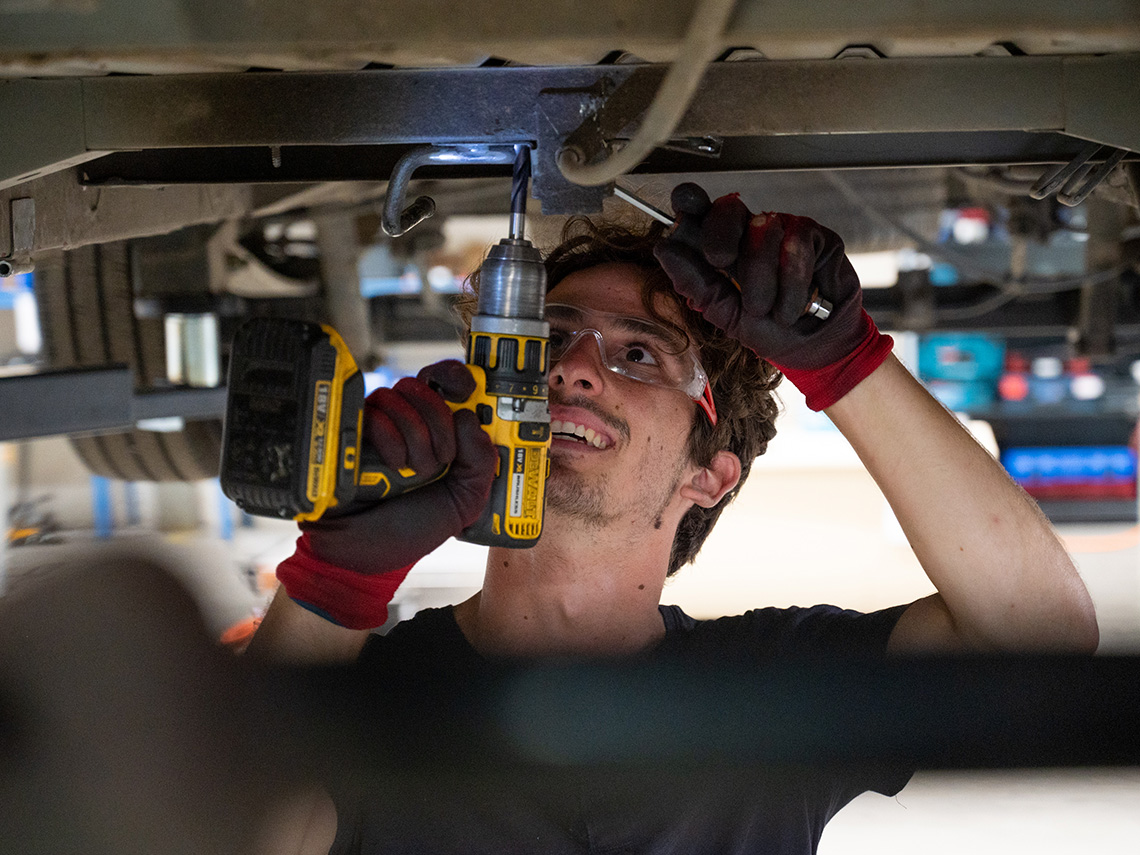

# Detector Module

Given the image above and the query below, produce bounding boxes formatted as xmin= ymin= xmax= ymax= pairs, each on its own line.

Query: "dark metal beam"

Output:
xmin=862 ymin=280 xmax=1140 ymax=343
xmin=77 ymin=132 xmax=1121 ymax=187
xmin=0 ymin=170 xmax=253 ymax=257
xmin=0 ymin=366 xmax=227 ymax=441
xmin=1 ymin=54 xmax=1127 ymax=214
xmin=636 ymin=131 xmax=1131 ymax=174
xmin=0 ymin=366 xmax=133 ymax=441
xmin=70 ymin=56 xmax=1140 ymax=153
xmin=133 ymin=387 xmax=228 ymax=422
xmin=3 ymin=54 xmax=1139 ymax=222
xmin=82 ymin=67 xmax=542 ymax=150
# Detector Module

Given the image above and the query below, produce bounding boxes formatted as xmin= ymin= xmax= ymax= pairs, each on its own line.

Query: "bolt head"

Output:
xmin=556 ymin=146 xmax=585 ymax=170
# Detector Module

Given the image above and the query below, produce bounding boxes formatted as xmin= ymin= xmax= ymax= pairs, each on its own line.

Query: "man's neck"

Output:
xmin=453 ymin=513 xmax=674 ymax=659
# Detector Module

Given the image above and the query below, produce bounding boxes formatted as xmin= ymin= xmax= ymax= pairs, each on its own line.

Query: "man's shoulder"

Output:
xmin=658 ymin=602 xmax=910 ymax=661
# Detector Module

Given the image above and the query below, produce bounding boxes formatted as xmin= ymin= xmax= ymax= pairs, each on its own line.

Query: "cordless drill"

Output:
xmin=220 ymin=146 xmax=551 ymax=547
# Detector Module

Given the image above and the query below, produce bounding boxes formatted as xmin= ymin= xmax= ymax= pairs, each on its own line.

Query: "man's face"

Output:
xmin=544 ymin=262 xmax=703 ymax=531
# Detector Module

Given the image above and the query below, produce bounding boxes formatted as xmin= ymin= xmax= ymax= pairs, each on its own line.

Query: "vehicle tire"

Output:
xmin=36 ymin=242 xmax=223 ymax=482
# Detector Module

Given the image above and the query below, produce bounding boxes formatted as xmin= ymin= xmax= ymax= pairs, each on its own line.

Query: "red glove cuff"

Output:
xmin=276 ymin=532 xmax=414 ymax=630
xmin=774 ymin=311 xmax=893 ymax=411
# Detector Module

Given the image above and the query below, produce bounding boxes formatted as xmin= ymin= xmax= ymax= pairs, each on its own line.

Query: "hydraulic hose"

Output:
xmin=557 ymin=0 xmax=738 ymax=187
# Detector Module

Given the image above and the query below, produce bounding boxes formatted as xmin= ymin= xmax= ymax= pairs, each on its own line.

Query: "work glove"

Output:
xmin=653 ymin=183 xmax=893 ymax=410
xmin=276 ymin=360 xmax=496 ymax=629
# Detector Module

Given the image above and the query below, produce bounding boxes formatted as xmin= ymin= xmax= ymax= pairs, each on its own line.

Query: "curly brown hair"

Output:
xmin=456 ymin=215 xmax=782 ymax=576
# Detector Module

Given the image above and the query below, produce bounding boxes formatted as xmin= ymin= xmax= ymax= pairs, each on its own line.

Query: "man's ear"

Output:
xmin=679 ymin=450 xmax=741 ymax=509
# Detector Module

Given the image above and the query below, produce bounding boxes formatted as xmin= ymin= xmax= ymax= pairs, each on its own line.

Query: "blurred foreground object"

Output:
xmin=0 ymin=551 xmax=289 ymax=855
xmin=2 ymin=552 xmax=1140 ymax=854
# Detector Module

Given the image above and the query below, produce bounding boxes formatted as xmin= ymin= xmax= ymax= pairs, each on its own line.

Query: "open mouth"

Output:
xmin=550 ymin=419 xmax=609 ymax=450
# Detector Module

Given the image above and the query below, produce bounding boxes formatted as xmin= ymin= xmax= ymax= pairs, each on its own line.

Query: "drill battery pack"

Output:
xmin=220 ymin=318 xmax=380 ymax=522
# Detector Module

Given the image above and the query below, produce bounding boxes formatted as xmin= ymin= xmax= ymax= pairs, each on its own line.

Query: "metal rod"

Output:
xmin=613 ymin=185 xmax=675 ymax=226
xmin=613 ymin=184 xmax=833 ymax=321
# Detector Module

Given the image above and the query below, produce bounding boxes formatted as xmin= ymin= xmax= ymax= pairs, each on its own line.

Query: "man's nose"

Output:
xmin=550 ymin=331 xmax=607 ymax=394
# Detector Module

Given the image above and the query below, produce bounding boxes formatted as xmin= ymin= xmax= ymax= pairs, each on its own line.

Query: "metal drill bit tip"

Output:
xmin=509 ymin=145 xmax=531 ymax=241
xmin=612 ymin=186 xmax=675 ymax=226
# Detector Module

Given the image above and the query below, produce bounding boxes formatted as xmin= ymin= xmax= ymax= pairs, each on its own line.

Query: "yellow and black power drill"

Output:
xmin=220 ymin=147 xmax=551 ymax=547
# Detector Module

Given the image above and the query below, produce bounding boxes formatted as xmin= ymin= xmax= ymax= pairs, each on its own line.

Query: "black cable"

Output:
xmin=932 ymin=288 xmax=1023 ymax=323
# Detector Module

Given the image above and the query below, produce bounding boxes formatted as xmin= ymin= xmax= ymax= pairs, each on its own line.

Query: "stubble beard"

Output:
xmin=545 ymin=450 xmax=690 ymax=533
xmin=545 ymin=464 xmax=617 ymax=529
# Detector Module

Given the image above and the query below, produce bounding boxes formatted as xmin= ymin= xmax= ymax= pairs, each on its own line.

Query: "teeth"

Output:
xmin=550 ymin=419 xmax=609 ymax=450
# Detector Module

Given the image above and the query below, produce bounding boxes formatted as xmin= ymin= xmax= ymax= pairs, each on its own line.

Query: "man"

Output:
xmin=249 ymin=184 xmax=1098 ymax=854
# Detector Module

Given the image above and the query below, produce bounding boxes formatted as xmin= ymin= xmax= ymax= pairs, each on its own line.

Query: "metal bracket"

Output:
xmin=535 ymin=67 xmax=684 ymax=214
xmin=0 ymin=197 xmax=35 ymax=276
xmin=534 ymin=83 xmax=614 ymax=215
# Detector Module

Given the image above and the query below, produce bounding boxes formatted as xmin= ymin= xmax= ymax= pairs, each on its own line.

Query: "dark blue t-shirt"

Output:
xmin=331 ymin=602 xmax=912 ymax=855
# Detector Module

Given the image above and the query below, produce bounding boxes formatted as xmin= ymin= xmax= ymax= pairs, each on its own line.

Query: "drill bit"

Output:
xmin=509 ymin=145 xmax=530 ymax=241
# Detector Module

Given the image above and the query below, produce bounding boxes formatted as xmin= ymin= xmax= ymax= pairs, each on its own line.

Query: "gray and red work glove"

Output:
xmin=653 ymin=183 xmax=893 ymax=411
xmin=276 ymin=360 xmax=496 ymax=629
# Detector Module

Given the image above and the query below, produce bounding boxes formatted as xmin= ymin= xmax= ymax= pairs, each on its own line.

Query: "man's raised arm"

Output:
xmin=655 ymin=183 xmax=1098 ymax=655
xmin=826 ymin=354 xmax=1097 ymax=653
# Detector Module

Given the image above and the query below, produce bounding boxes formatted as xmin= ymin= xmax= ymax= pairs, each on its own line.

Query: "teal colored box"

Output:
xmin=925 ymin=379 xmax=996 ymax=411
xmin=918 ymin=334 xmax=1005 ymax=383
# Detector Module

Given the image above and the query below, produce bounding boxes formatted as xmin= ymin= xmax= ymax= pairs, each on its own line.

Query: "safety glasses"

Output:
xmin=546 ymin=302 xmax=717 ymax=425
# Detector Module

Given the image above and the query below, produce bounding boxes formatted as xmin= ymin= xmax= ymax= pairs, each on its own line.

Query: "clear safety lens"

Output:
xmin=545 ymin=302 xmax=710 ymax=403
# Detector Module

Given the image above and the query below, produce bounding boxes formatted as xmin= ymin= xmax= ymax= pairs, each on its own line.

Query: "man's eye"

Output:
xmin=623 ymin=344 xmax=660 ymax=366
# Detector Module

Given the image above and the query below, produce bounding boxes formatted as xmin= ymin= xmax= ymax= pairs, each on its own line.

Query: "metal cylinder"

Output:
xmin=476 ymin=239 xmax=546 ymax=320
xmin=165 ymin=313 xmax=221 ymax=388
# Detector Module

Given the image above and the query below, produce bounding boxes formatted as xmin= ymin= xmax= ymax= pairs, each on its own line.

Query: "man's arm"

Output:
xmin=251 ymin=786 xmax=340 ymax=855
xmin=826 ymin=354 xmax=1099 ymax=654
xmin=655 ymin=183 xmax=1098 ymax=655
xmin=241 ymin=363 xmax=497 ymax=855
xmin=242 ymin=597 xmax=361 ymax=852
xmin=246 ymin=589 xmax=372 ymax=664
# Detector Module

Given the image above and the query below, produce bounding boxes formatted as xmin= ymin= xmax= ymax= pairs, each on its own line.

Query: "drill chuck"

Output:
xmin=476 ymin=238 xmax=546 ymax=320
